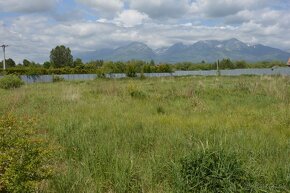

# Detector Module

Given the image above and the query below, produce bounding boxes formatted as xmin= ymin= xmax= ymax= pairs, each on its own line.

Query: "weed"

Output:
xmin=130 ymin=90 xmax=146 ymax=98
xmin=157 ymin=106 xmax=165 ymax=114
xmin=127 ymin=84 xmax=146 ymax=99
xmin=52 ymin=75 xmax=65 ymax=82
xmin=179 ymin=148 xmax=255 ymax=193
xmin=235 ymin=81 xmax=251 ymax=93
xmin=0 ymin=75 xmax=24 ymax=89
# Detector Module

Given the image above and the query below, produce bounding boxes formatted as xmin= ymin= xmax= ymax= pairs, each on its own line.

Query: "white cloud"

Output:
xmin=113 ymin=10 xmax=149 ymax=27
xmin=128 ymin=0 xmax=189 ymax=18
xmin=97 ymin=9 xmax=150 ymax=27
xmin=77 ymin=0 xmax=124 ymax=16
xmin=224 ymin=8 xmax=290 ymax=27
xmin=0 ymin=0 xmax=59 ymax=13
xmin=191 ymin=0 xmax=269 ymax=17
xmin=0 ymin=0 xmax=290 ymax=63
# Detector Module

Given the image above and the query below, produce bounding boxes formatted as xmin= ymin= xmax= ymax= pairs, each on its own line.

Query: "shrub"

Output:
xmin=140 ymin=71 xmax=146 ymax=79
xmin=52 ymin=75 xmax=65 ymax=82
xmin=156 ymin=64 xmax=173 ymax=73
xmin=157 ymin=106 xmax=165 ymax=114
xmin=179 ymin=148 xmax=255 ymax=192
xmin=0 ymin=114 xmax=54 ymax=192
xmin=0 ymin=75 xmax=24 ymax=89
xmin=96 ymin=69 xmax=106 ymax=78
xmin=235 ymin=60 xmax=247 ymax=69
xmin=219 ymin=58 xmax=236 ymax=69
xmin=126 ymin=64 xmax=137 ymax=78
xmin=127 ymin=84 xmax=146 ymax=99
xmin=130 ymin=90 xmax=146 ymax=99
xmin=235 ymin=81 xmax=251 ymax=93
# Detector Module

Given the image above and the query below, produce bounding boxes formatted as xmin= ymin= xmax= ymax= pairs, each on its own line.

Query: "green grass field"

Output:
xmin=0 ymin=76 xmax=289 ymax=192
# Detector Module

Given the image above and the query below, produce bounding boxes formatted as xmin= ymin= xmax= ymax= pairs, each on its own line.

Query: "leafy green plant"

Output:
xmin=0 ymin=114 xmax=55 ymax=192
xmin=179 ymin=148 xmax=256 ymax=193
xmin=0 ymin=75 xmax=24 ymax=89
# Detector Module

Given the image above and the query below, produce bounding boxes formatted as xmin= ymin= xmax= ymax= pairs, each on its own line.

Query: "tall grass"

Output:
xmin=0 ymin=76 xmax=289 ymax=192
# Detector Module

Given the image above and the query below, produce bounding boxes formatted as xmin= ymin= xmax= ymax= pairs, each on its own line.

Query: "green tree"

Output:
xmin=23 ymin=59 xmax=31 ymax=67
xmin=73 ymin=58 xmax=83 ymax=67
xmin=235 ymin=60 xmax=247 ymax=69
xmin=157 ymin=64 xmax=173 ymax=73
xmin=126 ymin=63 xmax=138 ymax=77
xmin=0 ymin=58 xmax=16 ymax=68
xmin=220 ymin=58 xmax=236 ymax=69
xmin=43 ymin=61 xmax=51 ymax=68
xmin=143 ymin=64 xmax=153 ymax=73
xmin=114 ymin=61 xmax=126 ymax=73
xmin=50 ymin=45 xmax=73 ymax=68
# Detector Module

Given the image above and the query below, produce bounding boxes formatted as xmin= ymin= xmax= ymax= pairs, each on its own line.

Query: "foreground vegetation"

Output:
xmin=0 ymin=76 xmax=289 ymax=192
xmin=0 ymin=115 xmax=54 ymax=192
xmin=0 ymin=75 xmax=24 ymax=89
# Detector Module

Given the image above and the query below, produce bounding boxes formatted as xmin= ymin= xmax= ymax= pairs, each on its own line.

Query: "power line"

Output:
xmin=1 ymin=45 xmax=8 ymax=70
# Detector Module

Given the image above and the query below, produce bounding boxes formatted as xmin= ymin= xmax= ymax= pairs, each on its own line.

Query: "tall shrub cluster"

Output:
xmin=178 ymin=148 xmax=256 ymax=192
xmin=0 ymin=115 xmax=54 ymax=192
xmin=0 ymin=75 xmax=24 ymax=89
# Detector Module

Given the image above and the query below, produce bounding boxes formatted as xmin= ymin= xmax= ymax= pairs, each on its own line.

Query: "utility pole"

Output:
xmin=217 ymin=59 xmax=220 ymax=76
xmin=1 ymin=45 xmax=8 ymax=70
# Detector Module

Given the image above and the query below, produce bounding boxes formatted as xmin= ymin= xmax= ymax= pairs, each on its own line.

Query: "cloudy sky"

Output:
xmin=0 ymin=0 xmax=290 ymax=63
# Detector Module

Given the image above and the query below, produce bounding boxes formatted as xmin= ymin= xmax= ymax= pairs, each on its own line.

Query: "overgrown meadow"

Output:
xmin=0 ymin=76 xmax=289 ymax=192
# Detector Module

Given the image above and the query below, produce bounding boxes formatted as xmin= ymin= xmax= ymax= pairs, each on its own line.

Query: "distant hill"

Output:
xmin=109 ymin=42 xmax=155 ymax=61
xmin=75 ymin=38 xmax=290 ymax=63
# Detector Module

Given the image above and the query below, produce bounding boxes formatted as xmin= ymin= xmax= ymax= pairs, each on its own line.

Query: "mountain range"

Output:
xmin=75 ymin=38 xmax=290 ymax=63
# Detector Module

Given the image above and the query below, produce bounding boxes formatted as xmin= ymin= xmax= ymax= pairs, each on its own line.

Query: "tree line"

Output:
xmin=0 ymin=45 xmax=286 ymax=76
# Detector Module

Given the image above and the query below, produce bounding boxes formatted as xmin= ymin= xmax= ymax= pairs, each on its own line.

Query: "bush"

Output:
xmin=0 ymin=114 xmax=54 ymax=192
xmin=157 ymin=106 xmax=165 ymax=114
xmin=140 ymin=71 xmax=146 ymax=79
xmin=0 ymin=75 xmax=24 ymax=89
xmin=235 ymin=81 xmax=251 ymax=93
xmin=126 ymin=64 xmax=138 ymax=78
xmin=130 ymin=90 xmax=146 ymax=99
xmin=156 ymin=64 xmax=173 ymax=73
xmin=179 ymin=148 xmax=255 ymax=192
xmin=52 ymin=75 xmax=65 ymax=82
xmin=96 ymin=69 xmax=106 ymax=78
xmin=127 ymin=84 xmax=146 ymax=99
